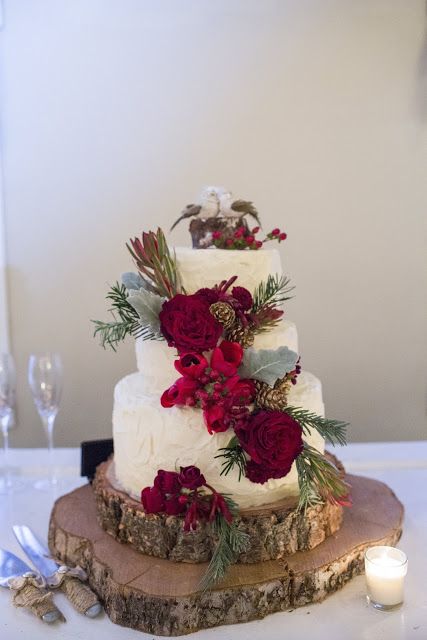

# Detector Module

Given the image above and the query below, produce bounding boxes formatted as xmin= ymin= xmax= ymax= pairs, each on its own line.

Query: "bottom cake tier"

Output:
xmin=48 ymin=473 xmax=403 ymax=637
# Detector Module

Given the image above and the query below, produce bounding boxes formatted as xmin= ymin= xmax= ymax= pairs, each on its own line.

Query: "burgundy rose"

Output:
xmin=245 ymin=460 xmax=272 ymax=484
xmin=231 ymin=286 xmax=253 ymax=311
xmin=203 ymin=404 xmax=229 ymax=434
xmin=141 ymin=486 xmax=164 ymax=513
xmin=178 ymin=465 xmax=206 ymax=490
xmin=160 ymin=377 xmax=199 ymax=408
xmin=159 ymin=293 xmax=222 ymax=352
xmin=174 ymin=352 xmax=208 ymax=379
xmin=211 ymin=341 xmax=243 ymax=376
xmin=154 ymin=469 xmax=181 ymax=494
xmin=235 ymin=410 xmax=303 ymax=484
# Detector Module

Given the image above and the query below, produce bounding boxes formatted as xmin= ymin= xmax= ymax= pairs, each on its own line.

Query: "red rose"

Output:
xmin=174 ymin=352 xmax=208 ymax=379
xmin=231 ymin=286 xmax=253 ymax=311
xmin=141 ymin=486 xmax=164 ymax=513
xmin=203 ymin=404 xmax=229 ymax=434
xmin=159 ymin=293 xmax=223 ymax=352
xmin=178 ymin=465 xmax=206 ymax=490
xmin=164 ymin=495 xmax=187 ymax=515
xmin=211 ymin=341 xmax=243 ymax=376
xmin=154 ymin=469 xmax=181 ymax=494
xmin=160 ymin=377 xmax=199 ymax=407
xmin=235 ymin=410 xmax=303 ymax=483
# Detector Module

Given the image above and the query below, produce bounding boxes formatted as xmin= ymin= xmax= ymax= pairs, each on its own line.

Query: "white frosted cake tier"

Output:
xmin=135 ymin=321 xmax=298 ymax=390
xmin=112 ymin=370 xmax=325 ymax=509
xmin=174 ymin=247 xmax=283 ymax=293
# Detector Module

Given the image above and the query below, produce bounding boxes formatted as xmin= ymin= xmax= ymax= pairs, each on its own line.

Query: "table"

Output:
xmin=1 ymin=442 xmax=426 ymax=639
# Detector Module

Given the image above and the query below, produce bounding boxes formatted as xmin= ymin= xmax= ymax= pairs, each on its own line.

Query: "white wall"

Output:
xmin=0 ymin=0 xmax=426 ymax=447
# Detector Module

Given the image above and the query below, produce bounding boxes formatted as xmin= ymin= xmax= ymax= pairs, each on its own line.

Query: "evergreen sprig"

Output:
xmin=251 ymin=274 xmax=294 ymax=313
xmin=296 ymin=443 xmax=350 ymax=511
xmin=215 ymin=436 xmax=247 ymax=480
xmin=284 ymin=407 xmax=348 ymax=447
xmin=199 ymin=495 xmax=250 ymax=591
xmin=92 ymin=283 xmax=160 ymax=351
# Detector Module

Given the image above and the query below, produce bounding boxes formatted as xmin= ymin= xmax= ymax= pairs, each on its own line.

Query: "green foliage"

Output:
xmin=296 ymin=443 xmax=350 ymax=511
xmin=251 ymin=274 xmax=294 ymax=314
xmin=284 ymin=407 xmax=348 ymax=447
xmin=199 ymin=495 xmax=250 ymax=591
xmin=215 ymin=436 xmax=247 ymax=480
xmin=92 ymin=283 xmax=163 ymax=351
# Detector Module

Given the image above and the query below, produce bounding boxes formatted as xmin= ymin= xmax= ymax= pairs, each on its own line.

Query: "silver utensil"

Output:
xmin=13 ymin=525 xmax=102 ymax=618
xmin=0 ymin=548 xmax=63 ymax=623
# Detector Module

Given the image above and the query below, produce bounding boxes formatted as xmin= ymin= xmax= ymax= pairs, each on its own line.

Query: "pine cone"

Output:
xmin=254 ymin=378 xmax=291 ymax=411
xmin=225 ymin=322 xmax=255 ymax=348
xmin=209 ymin=302 xmax=235 ymax=329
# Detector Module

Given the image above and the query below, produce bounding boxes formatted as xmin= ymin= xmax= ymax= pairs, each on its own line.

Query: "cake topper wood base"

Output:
xmin=93 ymin=457 xmax=344 ymax=564
xmin=48 ymin=474 xmax=403 ymax=636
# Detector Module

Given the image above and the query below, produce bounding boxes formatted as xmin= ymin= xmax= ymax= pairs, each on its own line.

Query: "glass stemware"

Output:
xmin=28 ymin=353 xmax=63 ymax=489
xmin=0 ymin=353 xmax=24 ymax=493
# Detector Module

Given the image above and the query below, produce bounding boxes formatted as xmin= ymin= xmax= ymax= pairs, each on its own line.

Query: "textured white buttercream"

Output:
xmin=112 ymin=370 xmax=325 ymax=509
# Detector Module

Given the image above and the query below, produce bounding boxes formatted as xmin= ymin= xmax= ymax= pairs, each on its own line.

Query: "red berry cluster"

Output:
xmin=212 ymin=226 xmax=287 ymax=251
xmin=141 ymin=465 xmax=233 ymax=530
xmin=161 ymin=342 xmax=255 ymax=434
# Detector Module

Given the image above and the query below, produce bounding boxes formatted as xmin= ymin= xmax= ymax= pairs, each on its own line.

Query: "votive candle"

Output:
xmin=364 ymin=546 xmax=407 ymax=610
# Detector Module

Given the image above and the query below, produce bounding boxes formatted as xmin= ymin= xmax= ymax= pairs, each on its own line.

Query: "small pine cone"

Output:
xmin=209 ymin=302 xmax=236 ymax=329
xmin=225 ymin=322 xmax=255 ymax=348
xmin=254 ymin=378 xmax=290 ymax=411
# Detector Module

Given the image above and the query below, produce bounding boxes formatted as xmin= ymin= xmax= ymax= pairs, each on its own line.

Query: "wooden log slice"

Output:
xmin=93 ymin=455 xmax=344 ymax=563
xmin=48 ymin=474 xmax=403 ymax=636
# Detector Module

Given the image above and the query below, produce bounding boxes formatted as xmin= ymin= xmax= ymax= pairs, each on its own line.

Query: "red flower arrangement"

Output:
xmin=141 ymin=465 xmax=233 ymax=531
xmin=212 ymin=226 xmax=288 ymax=251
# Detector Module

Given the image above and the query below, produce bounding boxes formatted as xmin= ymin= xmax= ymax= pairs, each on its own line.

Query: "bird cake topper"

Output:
xmin=170 ymin=186 xmax=287 ymax=251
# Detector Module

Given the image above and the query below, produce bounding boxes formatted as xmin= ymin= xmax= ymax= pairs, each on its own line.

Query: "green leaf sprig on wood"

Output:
xmin=199 ymin=495 xmax=250 ymax=591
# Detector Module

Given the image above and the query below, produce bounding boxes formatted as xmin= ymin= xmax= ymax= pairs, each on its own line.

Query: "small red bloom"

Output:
xmin=179 ymin=465 xmax=206 ymax=490
xmin=252 ymin=226 xmax=260 ymax=234
xmin=209 ymin=492 xmax=233 ymax=524
xmin=245 ymin=235 xmax=255 ymax=245
xmin=174 ymin=352 xmax=208 ymax=379
xmin=204 ymin=404 xmax=228 ymax=434
xmin=164 ymin=495 xmax=187 ymax=515
xmin=231 ymin=286 xmax=253 ymax=311
xmin=279 ymin=232 xmax=287 ymax=241
xmin=141 ymin=486 xmax=164 ymax=513
xmin=271 ymin=228 xmax=280 ymax=236
xmin=154 ymin=469 xmax=181 ymax=494
xmin=211 ymin=341 xmax=243 ymax=376
xmin=212 ymin=231 xmax=222 ymax=239
xmin=255 ymin=240 xmax=263 ymax=249
xmin=160 ymin=377 xmax=199 ymax=408
xmin=226 ymin=238 xmax=234 ymax=246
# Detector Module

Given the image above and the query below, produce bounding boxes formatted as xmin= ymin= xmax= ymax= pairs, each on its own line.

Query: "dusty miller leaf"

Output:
xmin=238 ymin=346 xmax=298 ymax=386
xmin=121 ymin=271 xmax=158 ymax=294
xmin=127 ymin=289 xmax=165 ymax=337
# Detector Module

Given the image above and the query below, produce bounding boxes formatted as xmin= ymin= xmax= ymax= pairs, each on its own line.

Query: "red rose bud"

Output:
xmin=271 ymin=228 xmax=280 ymax=236
xmin=279 ymin=232 xmax=287 ymax=241
xmin=255 ymin=240 xmax=263 ymax=249
xmin=203 ymin=404 xmax=228 ymax=434
xmin=164 ymin=495 xmax=187 ymax=515
xmin=245 ymin=235 xmax=255 ymax=245
xmin=141 ymin=486 xmax=164 ymax=513
xmin=212 ymin=231 xmax=222 ymax=239
xmin=159 ymin=293 xmax=223 ymax=353
xmin=252 ymin=226 xmax=260 ymax=234
xmin=160 ymin=377 xmax=200 ymax=408
xmin=179 ymin=465 xmax=206 ymax=490
xmin=234 ymin=227 xmax=245 ymax=238
xmin=174 ymin=352 xmax=209 ymax=379
xmin=154 ymin=469 xmax=181 ymax=494
xmin=231 ymin=286 xmax=253 ymax=311
xmin=211 ymin=341 xmax=243 ymax=376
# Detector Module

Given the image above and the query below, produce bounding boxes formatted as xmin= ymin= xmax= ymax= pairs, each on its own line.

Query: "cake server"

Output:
xmin=0 ymin=547 xmax=63 ymax=623
xmin=13 ymin=525 xmax=102 ymax=618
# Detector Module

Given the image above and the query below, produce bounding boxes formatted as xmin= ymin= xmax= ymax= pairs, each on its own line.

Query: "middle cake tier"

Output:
xmin=112 ymin=369 xmax=324 ymax=509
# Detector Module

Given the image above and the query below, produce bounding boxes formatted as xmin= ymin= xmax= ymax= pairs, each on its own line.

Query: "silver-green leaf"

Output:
xmin=238 ymin=346 xmax=298 ymax=386
xmin=127 ymin=289 xmax=165 ymax=337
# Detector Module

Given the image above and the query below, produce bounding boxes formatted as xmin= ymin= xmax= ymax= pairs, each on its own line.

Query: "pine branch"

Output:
xmin=251 ymin=274 xmax=294 ymax=314
xmin=92 ymin=282 xmax=162 ymax=350
xmin=296 ymin=443 xmax=350 ymax=512
xmin=284 ymin=406 xmax=348 ymax=447
xmin=215 ymin=436 xmax=247 ymax=480
xmin=199 ymin=496 xmax=250 ymax=591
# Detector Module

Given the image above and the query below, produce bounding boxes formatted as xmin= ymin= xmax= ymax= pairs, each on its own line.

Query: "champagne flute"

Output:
xmin=28 ymin=353 xmax=63 ymax=489
xmin=0 ymin=353 xmax=21 ymax=493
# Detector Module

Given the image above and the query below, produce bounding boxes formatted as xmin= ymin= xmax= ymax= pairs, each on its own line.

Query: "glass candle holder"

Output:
xmin=365 ymin=546 xmax=407 ymax=610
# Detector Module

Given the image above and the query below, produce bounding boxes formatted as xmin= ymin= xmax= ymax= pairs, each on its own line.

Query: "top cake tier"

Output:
xmin=174 ymin=247 xmax=282 ymax=293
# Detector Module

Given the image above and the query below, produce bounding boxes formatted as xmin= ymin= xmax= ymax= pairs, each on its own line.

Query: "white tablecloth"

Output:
xmin=0 ymin=442 xmax=426 ymax=639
